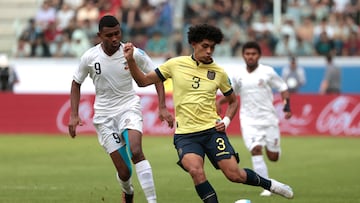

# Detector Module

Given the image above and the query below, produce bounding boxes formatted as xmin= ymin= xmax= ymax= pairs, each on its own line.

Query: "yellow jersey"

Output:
xmin=155 ymin=55 xmax=233 ymax=134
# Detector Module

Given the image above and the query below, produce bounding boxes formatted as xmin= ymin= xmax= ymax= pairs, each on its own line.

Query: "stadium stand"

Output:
xmin=0 ymin=0 xmax=39 ymax=56
xmin=2 ymin=0 xmax=360 ymax=58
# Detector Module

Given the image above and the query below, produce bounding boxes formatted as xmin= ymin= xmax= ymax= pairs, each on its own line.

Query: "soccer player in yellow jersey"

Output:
xmin=124 ymin=24 xmax=294 ymax=202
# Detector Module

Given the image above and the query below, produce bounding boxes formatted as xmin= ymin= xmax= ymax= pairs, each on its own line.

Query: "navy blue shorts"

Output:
xmin=174 ymin=127 xmax=239 ymax=170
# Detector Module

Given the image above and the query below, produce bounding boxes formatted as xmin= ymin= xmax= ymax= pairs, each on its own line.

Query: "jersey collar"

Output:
xmin=191 ymin=54 xmax=213 ymax=66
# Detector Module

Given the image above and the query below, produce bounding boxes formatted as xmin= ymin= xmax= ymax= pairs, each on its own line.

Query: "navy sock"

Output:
xmin=244 ymin=168 xmax=271 ymax=190
xmin=195 ymin=180 xmax=218 ymax=203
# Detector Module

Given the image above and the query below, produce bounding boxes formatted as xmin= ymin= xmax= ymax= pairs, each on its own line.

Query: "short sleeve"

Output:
xmin=133 ymin=47 xmax=156 ymax=73
xmin=219 ymin=71 xmax=233 ymax=96
xmin=73 ymin=53 xmax=90 ymax=84
xmin=157 ymin=58 xmax=173 ymax=80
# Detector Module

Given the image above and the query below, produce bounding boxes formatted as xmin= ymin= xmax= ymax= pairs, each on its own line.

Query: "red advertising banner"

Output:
xmin=278 ymin=94 xmax=360 ymax=136
xmin=0 ymin=93 xmax=359 ymax=136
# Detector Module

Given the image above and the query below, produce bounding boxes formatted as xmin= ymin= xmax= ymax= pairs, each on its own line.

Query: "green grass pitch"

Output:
xmin=0 ymin=134 xmax=359 ymax=203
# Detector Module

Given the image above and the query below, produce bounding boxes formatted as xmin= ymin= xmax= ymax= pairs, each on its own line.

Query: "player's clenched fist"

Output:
xmin=123 ymin=42 xmax=134 ymax=61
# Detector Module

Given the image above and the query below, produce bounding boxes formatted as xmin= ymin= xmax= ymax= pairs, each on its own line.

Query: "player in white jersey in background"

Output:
xmin=217 ymin=41 xmax=292 ymax=197
xmin=68 ymin=15 xmax=174 ymax=203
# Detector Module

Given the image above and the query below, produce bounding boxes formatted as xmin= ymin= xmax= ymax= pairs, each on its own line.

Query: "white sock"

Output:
xmin=135 ymin=160 xmax=157 ymax=203
xmin=252 ymin=155 xmax=269 ymax=179
xmin=116 ymin=173 xmax=134 ymax=194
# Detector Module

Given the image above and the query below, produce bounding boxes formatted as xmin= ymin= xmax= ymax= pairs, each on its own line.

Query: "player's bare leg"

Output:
xmin=182 ymin=153 xmax=219 ymax=203
xmin=265 ymin=147 xmax=279 ymax=162
xmin=110 ymin=148 xmax=134 ymax=203
xmin=127 ymin=129 xmax=157 ymax=203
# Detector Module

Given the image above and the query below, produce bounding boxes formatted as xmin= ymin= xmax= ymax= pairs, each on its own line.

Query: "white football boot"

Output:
xmin=270 ymin=179 xmax=294 ymax=199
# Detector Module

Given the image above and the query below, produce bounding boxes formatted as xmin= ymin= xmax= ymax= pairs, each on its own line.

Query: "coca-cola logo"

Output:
xmin=275 ymin=95 xmax=360 ymax=136
xmin=316 ymin=96 xmax=360 ymax=135
xmin=274 ymin=96 xmax=314 ymax=134
xmin=56 ymin=95 xmax=95 ymax=133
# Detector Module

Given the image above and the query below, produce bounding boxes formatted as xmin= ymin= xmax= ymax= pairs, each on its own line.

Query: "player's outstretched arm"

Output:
xmin=215 ymin=96 xmax=228 ymax=116
xmin=215 ymin=93 xmax=239 ymax=132
xmin=223 ymin=92 xmax=239 ymax=121
xmin=123 ymin=42 xmax=161 ymax=87
xmin=68 ymin=80 xmax=83 ymax=138
xmin=154 ymin=81 xmax=174 ymax=128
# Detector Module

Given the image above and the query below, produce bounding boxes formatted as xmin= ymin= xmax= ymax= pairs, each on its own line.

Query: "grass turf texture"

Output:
xmin=0 ymin=134 xmax=359 ymax=203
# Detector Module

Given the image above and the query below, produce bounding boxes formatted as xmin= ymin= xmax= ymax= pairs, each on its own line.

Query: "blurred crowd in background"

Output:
xmin=11 ymin=0 xmax=360 ymax=59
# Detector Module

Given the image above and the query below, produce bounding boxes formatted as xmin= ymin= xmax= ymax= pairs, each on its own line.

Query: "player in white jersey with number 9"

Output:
xmin=68 ymin=15 xmax=174 ymax=203
xmin=217 ymin=41 xmax=292 ymax=197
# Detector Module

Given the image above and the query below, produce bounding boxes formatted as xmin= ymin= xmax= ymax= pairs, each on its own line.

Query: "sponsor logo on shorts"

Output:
xmin=216 ymin=151 xmax=230 ymax=157
xmin=178 ymin=148 xmax=183 ymax=156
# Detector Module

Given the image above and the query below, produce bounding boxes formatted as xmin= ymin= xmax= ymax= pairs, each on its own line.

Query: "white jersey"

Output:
xmin=73 ymin=43 xmax=155 ymax=119
xmin=231 ymin=64 xmax=288 ymax=126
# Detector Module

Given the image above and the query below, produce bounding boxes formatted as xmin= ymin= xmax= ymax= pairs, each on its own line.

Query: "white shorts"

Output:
xmin=93 ymin=110 xmax=143 ymax=154
xmin=241 ymin=125 xmax=281 ymax=153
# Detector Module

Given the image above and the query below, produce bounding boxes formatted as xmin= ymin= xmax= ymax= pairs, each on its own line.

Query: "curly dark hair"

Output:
xmin=187 ymin=24 xmax=223 ymax=44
